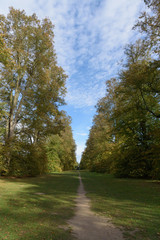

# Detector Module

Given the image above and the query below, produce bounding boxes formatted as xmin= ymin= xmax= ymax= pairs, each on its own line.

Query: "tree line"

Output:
xmin=0 ymin=8 xmax=76 ymax=176
xmin=80 ymin=0 xmax=160 ymax=179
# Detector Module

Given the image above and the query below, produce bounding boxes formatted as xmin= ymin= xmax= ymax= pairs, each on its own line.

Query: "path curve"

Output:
xmin=68 ymin=174 xmax=124 ymax=240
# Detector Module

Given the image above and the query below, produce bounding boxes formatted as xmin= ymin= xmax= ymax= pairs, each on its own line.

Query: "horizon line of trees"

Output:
xmin=80 ymin=0 xmax=160 ymax=179
xmin=0 ymin=7 xmax=77 ymax=177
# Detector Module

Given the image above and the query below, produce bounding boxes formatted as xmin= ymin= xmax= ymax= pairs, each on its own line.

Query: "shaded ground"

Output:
xmin=68 ymin=174 xmax=124 ymax=240
xmin=80 ymin=172 xmax=160 ymax=240
xmin=0 ymin=172 xmax=79 ymax=240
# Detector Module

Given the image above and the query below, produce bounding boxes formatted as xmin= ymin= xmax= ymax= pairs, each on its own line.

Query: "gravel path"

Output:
xmin=68 ymin=174 xmax=124 ymax=240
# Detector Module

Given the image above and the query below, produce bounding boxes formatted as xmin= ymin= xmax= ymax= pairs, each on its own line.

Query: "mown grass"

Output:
xmin=80 ymin=171 xmax=160 ymax=240
xmin=0 ymin=171 xmax=79 ymax=240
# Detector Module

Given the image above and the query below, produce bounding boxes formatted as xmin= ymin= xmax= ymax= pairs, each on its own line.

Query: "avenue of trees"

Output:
xmin=80 ymin=0 xmax=160 ymax=179
xmin=0 ymin=8 xmax=76 ymax=176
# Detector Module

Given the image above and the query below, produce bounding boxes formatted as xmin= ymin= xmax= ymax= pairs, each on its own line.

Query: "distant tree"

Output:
xmin=46 ymin=134 xmax=63 ymax=172
xmin=45 ymin=114 xmax=77 ymax=172
xmin=80 ymin=79 xmax=117 ymax=173
xmin=59 ymin=118 xmax=77 ymax=171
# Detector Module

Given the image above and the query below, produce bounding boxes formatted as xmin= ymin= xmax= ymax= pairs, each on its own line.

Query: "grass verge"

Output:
xmin=0 ymin=171 xmax=79 ymax=240
xmin=80 ymin=171 xmax=160 ymax=240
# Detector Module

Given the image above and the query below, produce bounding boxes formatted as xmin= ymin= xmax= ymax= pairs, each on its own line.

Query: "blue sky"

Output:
xmin=0 ymin=0 xmax=145 ymax=162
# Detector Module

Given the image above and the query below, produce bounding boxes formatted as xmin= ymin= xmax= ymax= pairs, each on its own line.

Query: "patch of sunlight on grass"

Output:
xmin=81 ymin=171 xmax=160 ymax=240
xmin=0 ymin=171 xmax=79 ymax=240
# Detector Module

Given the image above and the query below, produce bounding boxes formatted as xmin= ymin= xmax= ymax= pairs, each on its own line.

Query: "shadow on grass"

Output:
xmin=0 ymin=172 xmax=79 ymax=240
xmin=80 ymin=172 xmax=160 ymax=240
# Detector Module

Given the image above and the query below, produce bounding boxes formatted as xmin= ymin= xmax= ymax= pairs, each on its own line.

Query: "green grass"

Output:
xmin=80 ymin=171 xmax=160 ymax=240
xmin=0 ymin=171 xmax=79 ymax=240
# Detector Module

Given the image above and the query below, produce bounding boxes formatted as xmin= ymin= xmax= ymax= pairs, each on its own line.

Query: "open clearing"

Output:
xmin=0 ymin=171 xmax=160 ymax=240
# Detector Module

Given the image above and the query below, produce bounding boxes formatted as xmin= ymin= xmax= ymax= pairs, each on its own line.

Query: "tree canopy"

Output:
xmin=80 ymin=0 xmax=160 ymax=179
xmin=0 ymin=8 xmax=77 ymax=176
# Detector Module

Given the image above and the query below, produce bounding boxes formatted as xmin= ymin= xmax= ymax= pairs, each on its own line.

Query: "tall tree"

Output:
xmin=0 ymin=8 xmax=68 ymax=175
xmin=133 ymin=0 xmax=160 ymax=117
xmin=81 ymin=0 xmax=160 ymax=179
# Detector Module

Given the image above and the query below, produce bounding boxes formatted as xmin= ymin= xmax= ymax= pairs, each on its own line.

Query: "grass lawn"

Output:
xmin=80 ymin=171 xmax=160 ymax=240
xmin=0 ymin=171 xmax=79 ymax=240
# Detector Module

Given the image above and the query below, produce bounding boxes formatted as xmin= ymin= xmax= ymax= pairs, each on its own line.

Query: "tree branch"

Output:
xmin=139 ymin=88 xmax=160 ymax=118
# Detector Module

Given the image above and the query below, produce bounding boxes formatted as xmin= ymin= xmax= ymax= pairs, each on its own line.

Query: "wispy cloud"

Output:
xmin=0 ymin=0 xmax=145 ymax=160
xmin=76 ymin=132 xmax=88 ymax=136
xmin=1 ymin=0 xmax=145 ymax=109
xmin=49 ymin=0 xmax=145 ymax=108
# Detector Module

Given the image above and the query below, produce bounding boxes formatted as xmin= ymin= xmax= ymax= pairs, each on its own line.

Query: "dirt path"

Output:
xmin=68 ymin=174 xmax=124 ymax=240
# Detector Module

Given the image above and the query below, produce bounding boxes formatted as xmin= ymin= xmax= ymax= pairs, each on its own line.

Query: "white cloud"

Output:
xmin=76 ymin=143 xmax=86 ymax=163
xmin=66 ymin=80 xmax=106 ymax=108
xmin=76 ymin=132 xmax=88 ymax=136
xmin=0 ymin=0 xmax=146 ymax=160
xmin=48 ymin=0 xmax=145 ymax=108
xmin=0 ymin=0 xmax=37 ymax=15
xmin=1 ymin=0 xmax=145 ymax=109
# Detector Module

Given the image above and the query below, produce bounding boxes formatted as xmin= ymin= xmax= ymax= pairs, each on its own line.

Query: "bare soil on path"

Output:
xmin=68 ymin=174 xmax=124 ymax=240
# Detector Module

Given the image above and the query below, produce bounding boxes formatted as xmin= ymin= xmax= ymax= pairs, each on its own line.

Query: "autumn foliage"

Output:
xmin=0 ymin=8 xmax=76 ymax=176
xmin=80 ymin=0 xmax=160 ymax=179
